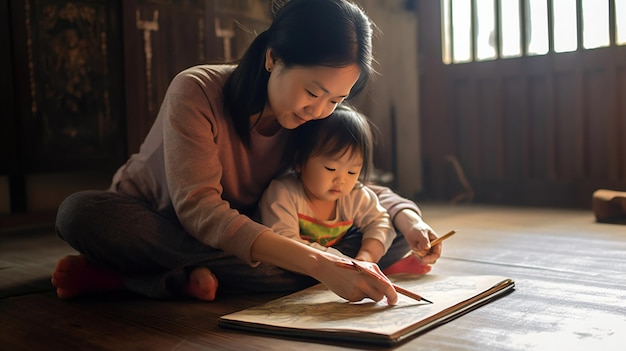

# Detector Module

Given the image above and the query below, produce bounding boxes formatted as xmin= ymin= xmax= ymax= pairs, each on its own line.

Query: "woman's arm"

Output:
xmin=251 ymin=229 xmax=399 ymax=305
xmin=162 ymin=66 xmax=280 ymax=265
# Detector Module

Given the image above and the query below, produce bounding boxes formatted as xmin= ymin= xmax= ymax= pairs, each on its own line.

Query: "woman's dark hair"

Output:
xmin=292 ymin=103 xmax=376 ymax=182
xmin=223 ymin=0 xmax=375 ymax=146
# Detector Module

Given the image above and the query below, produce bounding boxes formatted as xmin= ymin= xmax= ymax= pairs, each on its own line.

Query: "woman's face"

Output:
xmin=265 ymin=55 xmax=361 ymax=130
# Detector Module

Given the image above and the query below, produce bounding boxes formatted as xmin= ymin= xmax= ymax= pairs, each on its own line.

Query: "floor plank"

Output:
xmin=0 ymin=226 xmax=78 ymax=298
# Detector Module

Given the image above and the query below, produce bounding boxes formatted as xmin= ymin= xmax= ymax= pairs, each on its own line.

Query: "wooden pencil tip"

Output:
xmin=422 ymin=297 xmax=433 ymax=304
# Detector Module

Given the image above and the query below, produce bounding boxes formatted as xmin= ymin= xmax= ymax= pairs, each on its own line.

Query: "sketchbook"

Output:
xmin=219 ymin=274 xmax=515 ymax=346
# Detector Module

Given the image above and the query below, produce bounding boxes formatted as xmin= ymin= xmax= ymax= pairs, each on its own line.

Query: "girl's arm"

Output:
xmin=368 ymin=184 xmax=441 ymax=264
xmin=354 ymin=238 xmax=385 ymax=263
xmin=392 ymin=209 xmax=441 ymax=264
xmin=348 ymin=186 xmax=394 ymax=263
xmin=259 ymin=177 xmax=304 ymax=243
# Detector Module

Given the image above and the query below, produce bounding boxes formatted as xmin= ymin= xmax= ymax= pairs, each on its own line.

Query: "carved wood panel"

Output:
xmin=11 ymin=0 xmax=126 ymax=172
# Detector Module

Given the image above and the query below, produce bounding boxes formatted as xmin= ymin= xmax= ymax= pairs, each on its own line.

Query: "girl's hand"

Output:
xmin=394 ymin=209 xmax=442 ymax=265
xmin=354 ymin=238 xmax=385 ymax=263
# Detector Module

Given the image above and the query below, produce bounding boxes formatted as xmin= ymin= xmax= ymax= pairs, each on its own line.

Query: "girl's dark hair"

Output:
xmin=292 ymin=104 xmax=376 ymax=182
xmin=223 ymin=0 xmax=375 ymax=146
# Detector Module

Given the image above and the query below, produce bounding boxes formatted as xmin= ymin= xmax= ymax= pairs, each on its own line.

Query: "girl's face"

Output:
xmin=265 ymin=53 xmax=361 ymax=130
xmin=297 ymin=149 xmax=363 ymax=204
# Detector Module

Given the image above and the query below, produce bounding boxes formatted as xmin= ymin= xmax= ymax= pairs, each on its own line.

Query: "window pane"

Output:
xmin=475 ymin=0 xmax=497 ymax=60
xmin=553 ymin=0 xmax=578 ymax=52
xmin=452 ymin=0 xmax=472 ymax=63
xmin=526 ymin=0 xmax=549 ymax=55
xmin=442 ymin=0 xmax=452 ymax=63
xmin=617 ymin=0 xmax=626 ymax=45
xmin=582 ymin=0 xmax=609 ymax=49
xmin=500 ymin=0 xmax=522 ymax=57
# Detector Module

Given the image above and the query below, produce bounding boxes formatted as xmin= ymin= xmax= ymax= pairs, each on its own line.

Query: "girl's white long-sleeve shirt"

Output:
xmin=260 ymin=173 xmax=395 ymax=255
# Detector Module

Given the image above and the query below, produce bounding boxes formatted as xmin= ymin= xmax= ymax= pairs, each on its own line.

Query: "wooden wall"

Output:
xmin=1 ymin=0 xmax=273 ymax=219
xmin=2 ymin=0 xmax=417 ymax=221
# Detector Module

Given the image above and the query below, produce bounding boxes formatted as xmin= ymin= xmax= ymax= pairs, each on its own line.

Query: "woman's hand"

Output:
xmin=251 ymin=230 xmax=398 ymax=305
xmin=316 ymin=253 xmax=398 ymax=305
xmin=393 ymin=209 xmax=442 ymax=265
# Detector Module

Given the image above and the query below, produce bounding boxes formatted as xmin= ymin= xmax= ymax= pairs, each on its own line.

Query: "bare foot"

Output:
xmin=183 ymin=267 xmax=219 ymax=301
xmin=383 ymin=254 xmax=432 ymax=276
xmin=51 ymin=255 xmax=124 ymax=299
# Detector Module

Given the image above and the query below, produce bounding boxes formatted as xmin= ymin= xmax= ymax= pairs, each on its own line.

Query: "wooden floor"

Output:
xmin=1 ymin=204 xmax=625 ymax=350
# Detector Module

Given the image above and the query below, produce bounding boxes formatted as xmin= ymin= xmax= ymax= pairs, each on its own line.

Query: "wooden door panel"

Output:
xmin=585 ymin=69 xmax=612 ymax=180
xmin=502 ymin=76 xmax=525 ymax=179
xmin=527 ymin=76 xmax=551 ymax=179
xmin=477 ymin=78 xmax=502 ymax=179
xmin=618 ymin=68 xmax=626 ymax=179
xmin=553 ymin=72 xmax=581 ymax=180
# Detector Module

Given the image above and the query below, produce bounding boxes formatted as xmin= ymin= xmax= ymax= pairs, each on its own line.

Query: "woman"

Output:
xmin=52 ymin=0 xmax=441 ymax=305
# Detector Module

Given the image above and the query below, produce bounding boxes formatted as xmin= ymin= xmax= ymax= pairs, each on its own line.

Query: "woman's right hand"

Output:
xmin=251 ymin=230 xmax=398 ymax=305
xmin=314 ymin=253 xmax=398 ymax=305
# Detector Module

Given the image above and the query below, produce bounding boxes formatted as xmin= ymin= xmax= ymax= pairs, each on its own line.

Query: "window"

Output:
xmin=618 ymin=0 xmax=626 ymax=44
xmin=526 ymin=0 xmax=549 ymax=55
xmin=581 ymin=0 xmax=610 ymax=49
xmin=442 ymin=0 xmax=625 ymax=64
xmin=500 ymin=0 xmax=522 ymax=57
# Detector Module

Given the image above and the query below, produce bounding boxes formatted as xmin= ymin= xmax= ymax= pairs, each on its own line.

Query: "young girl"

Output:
xmin=52 ymin=0 xmax=441 ymax=305
xmin=260 ymin=104 xmax=429 ymax=272
xmin=260 ymin=105 xmax=388 ymax=262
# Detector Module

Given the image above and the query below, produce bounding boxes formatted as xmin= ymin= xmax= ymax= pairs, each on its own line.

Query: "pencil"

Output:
xmin=429 ymin=230 xmax=457 ymax=247
xmin=335 ymin=260 xmax=433 ymax=304
xmin=411 ymin=230 xmax=457 ymax=256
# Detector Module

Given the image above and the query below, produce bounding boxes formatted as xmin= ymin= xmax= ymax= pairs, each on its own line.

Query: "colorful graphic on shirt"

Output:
xmin=298 ymin=214 xmax=353 ymax=247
